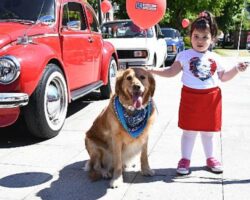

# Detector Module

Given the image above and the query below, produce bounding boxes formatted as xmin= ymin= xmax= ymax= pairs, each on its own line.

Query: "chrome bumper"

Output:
xmin=166 ymin=52 xmax=176 ymax=61
xmin=0 ymin=93 xmax=29 ymax=108
xmin=119 ymin=61 xmax=153 ymax=69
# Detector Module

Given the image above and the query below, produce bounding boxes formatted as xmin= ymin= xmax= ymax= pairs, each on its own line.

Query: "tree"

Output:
xmin=112 ymin=0 xmax=128 ymax=19
xmin=216 ymin=0 xmax=246 ymax=34
xmin=89 ymin=0 xmax=249 ymax=35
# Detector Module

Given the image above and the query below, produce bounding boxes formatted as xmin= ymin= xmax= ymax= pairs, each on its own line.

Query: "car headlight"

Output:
xmin=133 ymin=50 xmax=148 ymax=58
xmin=167 ymin=45 xmax=177 ymax=53
xmin=0 ymin=55 xmax=20 ymax=84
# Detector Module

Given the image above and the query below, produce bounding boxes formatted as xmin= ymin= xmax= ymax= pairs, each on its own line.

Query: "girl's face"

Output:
xmin=191 ymin=29 xmax=213 ymax=53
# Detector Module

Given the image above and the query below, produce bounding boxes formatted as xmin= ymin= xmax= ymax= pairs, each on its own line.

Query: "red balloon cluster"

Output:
xmin=126 ymin=0 xmax=166 ymax=29
xmin=182 ymin=18 xmax=190 ymax=28
xmin=101 ymin=0 xmax=112 ymax=14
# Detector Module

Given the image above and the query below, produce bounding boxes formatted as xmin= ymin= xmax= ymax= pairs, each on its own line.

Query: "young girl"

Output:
xmin=148 ymin=11 xmax=248 ymax=175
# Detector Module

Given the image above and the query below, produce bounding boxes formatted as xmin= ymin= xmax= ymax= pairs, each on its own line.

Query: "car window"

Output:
xmin=85 ymin=5 xmax=99 ymax=32
xmin=0 ymin=0 xmax=55 ymax=22
xmin=161 ymin=29 xmax=175 ymax=39
xmin=101 ymin=21 xmax=153 ymax=39
xmin=62 ymin=2 xmax=87 ymax=30
xmin=176 ymin=30 xmax=181 ymax=38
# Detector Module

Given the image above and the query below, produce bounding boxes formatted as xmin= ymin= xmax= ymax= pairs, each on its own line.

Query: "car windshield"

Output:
xmin=161 ymin=29 xmax=175 ymax=38
xmin=0 ymin=0 xmax=55 ymax=23
xmin=101 ymin=21 xmax=154 ymax=38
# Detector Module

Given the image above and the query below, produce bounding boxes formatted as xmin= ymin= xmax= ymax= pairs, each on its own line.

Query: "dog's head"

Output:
xmin=115 ymin=67 xmax=155 ymax=110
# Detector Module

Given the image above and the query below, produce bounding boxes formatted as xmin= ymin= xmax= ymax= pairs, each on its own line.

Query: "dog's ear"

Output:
xmin=148 ymin=72 xmax=156 ymax=97
xmin=115 ymin=70 xmax=124 ymax=95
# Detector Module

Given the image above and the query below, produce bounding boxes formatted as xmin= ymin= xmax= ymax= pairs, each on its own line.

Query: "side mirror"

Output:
xmin=37 ymin=15 xmax=55 ymax=25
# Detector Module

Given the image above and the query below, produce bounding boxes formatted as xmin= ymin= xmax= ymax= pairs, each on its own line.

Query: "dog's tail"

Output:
xmin=84 ymin=160 xmax=103 ymax=181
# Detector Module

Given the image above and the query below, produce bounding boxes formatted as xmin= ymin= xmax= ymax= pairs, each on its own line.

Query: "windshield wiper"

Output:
xmin=0 ymin=19 xmax=35 ymax=25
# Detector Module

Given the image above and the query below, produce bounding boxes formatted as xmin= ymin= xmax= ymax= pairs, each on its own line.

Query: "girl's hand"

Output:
xmin=236 ymin=62 xmax=249 ymax=72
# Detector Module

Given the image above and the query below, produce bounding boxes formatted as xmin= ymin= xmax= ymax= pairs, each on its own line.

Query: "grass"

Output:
xmin=214 ymin=48 xmax=250 ymax=57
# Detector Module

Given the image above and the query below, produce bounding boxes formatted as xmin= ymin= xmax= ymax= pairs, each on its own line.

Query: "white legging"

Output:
xmin=181 ymin=130 xmax=217 ymax=160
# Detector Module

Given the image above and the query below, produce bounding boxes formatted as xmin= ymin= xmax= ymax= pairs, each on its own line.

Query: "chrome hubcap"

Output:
xmin=47 ymin=84 xmax=61 ymax=119
xmin=45 ymin=72 xmax=67 ymax=130
xmin=109 ymin=59 xmax=117 ymax=94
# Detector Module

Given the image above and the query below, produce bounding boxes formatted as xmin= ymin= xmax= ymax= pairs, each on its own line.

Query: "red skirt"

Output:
xmin=178 ymin=86 xmax=222 ymax=132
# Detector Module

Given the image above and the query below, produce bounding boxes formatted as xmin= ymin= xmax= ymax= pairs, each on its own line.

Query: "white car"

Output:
xmin=101 ymin=20 xmax=167 ymax=68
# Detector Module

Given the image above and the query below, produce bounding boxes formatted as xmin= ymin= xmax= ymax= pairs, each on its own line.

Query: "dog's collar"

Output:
xmin=113 ymin=96 xmax=152 ymax=138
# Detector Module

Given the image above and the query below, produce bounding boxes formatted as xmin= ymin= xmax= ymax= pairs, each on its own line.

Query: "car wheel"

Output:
xmin=100 ymin=56 xmax=117 ymax=99
xmin=23 ymin=64 xmax=68 ymax=139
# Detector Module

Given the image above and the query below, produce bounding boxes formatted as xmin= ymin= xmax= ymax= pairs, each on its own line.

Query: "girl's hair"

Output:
xmin=190 ymin=11 xmax=218 ymax=38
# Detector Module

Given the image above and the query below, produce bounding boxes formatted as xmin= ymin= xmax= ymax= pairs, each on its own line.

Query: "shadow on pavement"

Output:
xmin=0 ymin=172 xmax=53 ymax=188
xmin=1 ymin=161 xmax=248 ymax=199
xmin=173 ymin=176 xmax=250 ymax=185
xmin=37 ymin=162 xmax=249 ymax=200
xmin=0 ymin=92 xmax=101 ymax=148
xmin=66 ymin=91 xmax=102 ymax=117
xmin=172 ymin=166 xmax=250 ymax=185
xmin=0 ymin=117 xmax=41 ymax=148
xmin=36 ymin=161 xmax=108 ymax=200
xmin=36 ymin=161 xmax=178 ymax=200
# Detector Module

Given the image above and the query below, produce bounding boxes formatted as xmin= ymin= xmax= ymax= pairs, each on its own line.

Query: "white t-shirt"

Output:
xmin=176 ymin=49 xmax=225 ymax=89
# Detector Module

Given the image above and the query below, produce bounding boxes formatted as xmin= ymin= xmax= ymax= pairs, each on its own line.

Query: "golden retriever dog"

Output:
xmin=84 ymin=67 xmax=156 ymax=188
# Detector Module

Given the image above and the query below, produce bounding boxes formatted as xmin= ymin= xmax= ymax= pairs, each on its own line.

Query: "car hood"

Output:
xmin=165 ymin=38 xmax=179 ymax=45
xmin=0 ymin=24 xmax=30 ymax=48
xmin=104 ymin=38 xmax=155 ymax=50
xmin=0 ymin=33 xmax=12 ymax=49
xmin=0 ymin=23 xmax=53 ymax=49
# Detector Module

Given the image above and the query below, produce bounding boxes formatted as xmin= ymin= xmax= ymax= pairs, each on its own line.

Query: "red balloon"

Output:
xmin=101 ymin=0 xmax=112 ymax=14
xmin=182 ymin=18 xmax=190 ymax=28
xmin=126 ymin=0 xmax=166 ymax=29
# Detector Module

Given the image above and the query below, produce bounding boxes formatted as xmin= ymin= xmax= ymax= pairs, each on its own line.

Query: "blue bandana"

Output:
xmin=113 ymin=96 xmax=152 ymax=138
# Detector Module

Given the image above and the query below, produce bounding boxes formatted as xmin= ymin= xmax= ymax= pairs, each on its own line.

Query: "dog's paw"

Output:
xmin=110 ymin=176 xmax=123 ymax=188
xmin=141 ymin=168 xmax=155 ymax=176
xmin=101 ymin=170 xmax=112 ymax=179
xmin=83 ymin=160 xmax=90 ymax=171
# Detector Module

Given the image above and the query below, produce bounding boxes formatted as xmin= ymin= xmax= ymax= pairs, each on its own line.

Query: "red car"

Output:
xmin=0 ymin=0 xmax=119 ymax=138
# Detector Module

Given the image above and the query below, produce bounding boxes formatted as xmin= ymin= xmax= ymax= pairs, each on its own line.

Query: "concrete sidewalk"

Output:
xmin=0 ymin=56 xmax=250 ymax=200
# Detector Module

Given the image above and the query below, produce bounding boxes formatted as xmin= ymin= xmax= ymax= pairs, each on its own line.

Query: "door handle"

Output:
xmin=88 ymin=37 xmax=94 ymax=43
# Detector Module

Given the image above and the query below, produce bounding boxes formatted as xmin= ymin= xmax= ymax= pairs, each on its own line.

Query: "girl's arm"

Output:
xmin=218 ymin=62 xmax=248 ymax=82
xmin=147 ymin=61 xmax=182 ymax=77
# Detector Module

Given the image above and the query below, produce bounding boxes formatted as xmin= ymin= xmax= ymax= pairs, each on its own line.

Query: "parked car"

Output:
xmin=161 ymin=27 xmax=185 ymax=63
xmin=247 ymin=41 xmax=250 ymax=50
xmin=101 ymin=20 xmax=167 ymax=68
xmin=0 ymin=0 xmax=119 ymax=139
xmin=247 ymin=32 xmax=250 ymax=50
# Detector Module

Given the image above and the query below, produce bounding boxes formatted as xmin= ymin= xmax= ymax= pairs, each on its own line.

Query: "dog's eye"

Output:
xmin=140 ymin=75 xmax=145 ymax=80
xmin=126 ymin=75 xmax=132 ymax=81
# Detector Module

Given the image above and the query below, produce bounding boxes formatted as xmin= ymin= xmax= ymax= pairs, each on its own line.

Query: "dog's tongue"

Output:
xmin=133 ymin=95 xmax=143 ymax=109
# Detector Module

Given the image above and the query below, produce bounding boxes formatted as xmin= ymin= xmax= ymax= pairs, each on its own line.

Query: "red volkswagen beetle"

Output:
xmin=0 ymin=0 xmax=119 ymax=138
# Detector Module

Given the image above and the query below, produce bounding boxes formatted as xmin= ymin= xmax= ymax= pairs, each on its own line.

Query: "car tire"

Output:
xmin=23 ymin=64 xmax=68 ymax=139
xmin=100 ymin=56 xmax=117 ymax=99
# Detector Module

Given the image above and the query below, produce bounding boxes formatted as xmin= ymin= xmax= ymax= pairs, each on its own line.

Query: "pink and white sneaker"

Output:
xmin=176 ymin=158 xmax=190 ymax=175
xmin=206 ymin=157 xmax=223 ymax=173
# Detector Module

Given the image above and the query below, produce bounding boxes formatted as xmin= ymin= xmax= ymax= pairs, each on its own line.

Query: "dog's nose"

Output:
xmin=133 ymin=84 xmax=141 ymax=91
